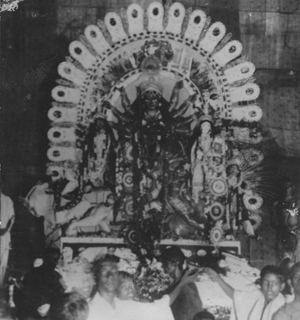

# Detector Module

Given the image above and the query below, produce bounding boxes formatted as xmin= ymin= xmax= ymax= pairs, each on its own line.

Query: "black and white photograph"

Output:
xmin=1 ymin=1 xmax=300 ymax=319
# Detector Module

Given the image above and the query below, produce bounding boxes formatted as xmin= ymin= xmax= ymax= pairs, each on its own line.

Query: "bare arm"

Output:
xmin=168 ymin=269 xmax=200 ymax=305
xmin=0 ymin=216 xmax=15 ymax=236
xmin=206 ymin=268 xmax=234 ymax=299
xmin=169 ymin=80 xmax=183 ymax=112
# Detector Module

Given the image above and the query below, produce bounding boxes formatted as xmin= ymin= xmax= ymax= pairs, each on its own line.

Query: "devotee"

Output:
xmin=87 ymin=255 xmax=122 ymax=320
xmin=116 ymin=271 xmax=136 ymax=301
xmin=48 ymin=292 xmax=89 ymax=320
xmin=18 ymin=248 xmax=65 ymax=319
xmin=116 ymin=270 xmax=173 ymax=320
xmin=160 ymin=246 xmax=203 ymax=320
xmin=207 ymin=265 xmax=286 ymax=320
xmin=116 ymin=269 xmax=199 ymax=320
xmin=273 ymin=262 xmax=300 ymax=320
xmin=278 ymin=232 xmax=298 ymax=296
xmin=0 ymin=176 xmax=15 ymax=287
xmin=193 ymin=310 xmax=215 ymax=320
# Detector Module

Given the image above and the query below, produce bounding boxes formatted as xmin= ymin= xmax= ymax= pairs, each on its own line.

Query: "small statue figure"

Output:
xmin=83 ymin=113 xmax=116 ymax=189
xmin=190 ymin=115 xmax=213 ymax=203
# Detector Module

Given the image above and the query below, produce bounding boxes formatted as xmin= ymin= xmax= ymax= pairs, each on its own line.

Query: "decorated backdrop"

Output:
xmin=24 ymin=1 xmax=271 ymax=257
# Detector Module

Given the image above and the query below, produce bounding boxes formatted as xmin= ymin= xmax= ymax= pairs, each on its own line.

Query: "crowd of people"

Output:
xmin=1 ymin=172 xmax=300 ymax=320
xmin=1 ymin=245 xmax=299 ymax=320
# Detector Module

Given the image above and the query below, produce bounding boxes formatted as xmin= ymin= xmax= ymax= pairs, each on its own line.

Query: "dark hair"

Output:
xmin=160 ymin=247 xmax=185 ymax=270
xmin=118 ymin=271 xmax=133 ymax=284
xmin=92 ymin=255 xmax=119 ymax=281
xmin=43 ymin=247 xmax=61 ymax=266
xmin=288 ymin=262 xmax=300 ymax=280
xmin=193 ymin=310 xmax=215 ymax=320
xmin=281 ymin=232 xmax=298 ymax=252
xmin=117 ymin=271 xmax=135 ymax=297
xmin=260 ymin=265 xmax=285 ymax=283
xmin=90 ymin=255 xmax=120 ymax=298
xmin=49 ymin=292 xmax=88 ymax=320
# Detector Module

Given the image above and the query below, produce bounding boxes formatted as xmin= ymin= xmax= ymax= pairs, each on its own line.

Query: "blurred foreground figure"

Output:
xmin=49 ymin=292 xmax=89 ymax=320
xmin=273 ymin=262 xmax=300 ymax=320
xmin=161 ymin=247 xmax=203 ymax=320
xmin=0 ymin=176 xmax=15 ymax=287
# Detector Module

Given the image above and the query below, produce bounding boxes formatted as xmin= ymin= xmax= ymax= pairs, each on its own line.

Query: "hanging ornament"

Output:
xmin=248 ymin=213 xmax=262 ymax=231
xmin=122 ymin=171 xmax=134 ymax=191
xmin=210 ymin=227 xmax=224 ymax=244
xmin=243 ymin=193 xmax=263 ymax=211
xmin=209 ymin=178 xmax=228 ymax=197
xmin=126 ymin=228 xmax=140 ymax=246
xmin=209 ymin=202 xmax=225 ymax=221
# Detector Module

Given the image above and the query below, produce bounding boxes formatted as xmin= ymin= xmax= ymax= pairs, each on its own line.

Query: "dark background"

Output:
xmin=1 ymin=0 xmax=300 ymax=271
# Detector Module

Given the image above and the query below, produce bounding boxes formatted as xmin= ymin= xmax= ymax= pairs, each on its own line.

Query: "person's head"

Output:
xmin=93 ymin=255 xmax=119 ymax=295
xmin=193 ymin=310 xmax=215 ymax=320
xmin=173 ymin=165 xmax=186 ymax=180
xmin=43 ymin=247 xmax=61 ymax=268
xmin=200 ymin=120 xmax=212 ymax=135
xmin=260 ymin=265 xmax=285 ymax=302
xmin=73 ymin=271 xmax=95 ymax=300
xmin=117 ymin=271 xmax=136 ymax=300
xmin=284 ymin=181 xmax=296 ymax=199
xmin=226 ymin=164 xmax=240 ymax=177
xmin=212 ymin=156 xmax=222 ymax=166
xmin=280 ymin=232 xmax=298 ymax=254
xmin=94 ymin=117 xmax=106 ymax=133
xmin=288 ymin=262 xmax=300 ymax=297
xmin=160 ymin=247 xmax=185 ymax=279
xmin=49 ymin=292 xmax=89 ymax=320
xmin=105 ymin=193 xmax=115 ymax=206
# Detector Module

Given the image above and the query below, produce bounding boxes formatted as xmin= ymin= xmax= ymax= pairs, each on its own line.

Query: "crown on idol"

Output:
xmin=199 ymin=114 xmax=213 ymax=124
xmin=139 ymin=76 xmax=164 ymax=96
xmin=92 ymin=100 xmax=111 ymax=120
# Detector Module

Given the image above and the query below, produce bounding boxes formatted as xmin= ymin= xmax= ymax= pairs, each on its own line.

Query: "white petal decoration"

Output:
xmin=147 ymin=2 xmax=164 ymax=32
xmin=48 ymin=106 xmax=78 ymax=123
xmin=47 ymin=146 xmax=78 ymax=162
xmin=69 ymin=41 xmax=96 ymax=69
xmin=230 ymin=83 xmax=260 ymax=103
xmin=184 ymin=10 xmax=207 ymax=42
xmin=47 ymin=127 xmax=77 ymax=143
xmin=224 ymin=61 xmax=255 ymax=84
xmin=127 ymin=4 xmax=144 ymax=35
xmin=231 ymin=105 xmax=262 ymax=122
xmin=52 ymin=86 xmax=81 ymax=103
xmin=212 ymin=40 xmax=243 ymax=67
xmin=84 ymin=25 xmax=111 ymax=55
xmin=58 ymin=62 xmax=86 ymax=87
xmin=104 ymin=12 xmax=127 ymax=43
xmin=200 ymin=22 xmax=226 ymax=53
xmin=165 ymin=2 xmax=185 ymax=35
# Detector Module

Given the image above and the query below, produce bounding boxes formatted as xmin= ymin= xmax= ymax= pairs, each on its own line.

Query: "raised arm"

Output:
xmin=169 ymin=80 xmax=183 ymax=112
xmin=206 ymin=267 xmax=234 ymax=299
xmin=168 ymin=269 xmax=200 ymax=305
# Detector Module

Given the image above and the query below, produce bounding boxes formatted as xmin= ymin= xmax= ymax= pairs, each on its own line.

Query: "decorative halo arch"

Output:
xmin=46 ymin=1 xmax=266 ymax=244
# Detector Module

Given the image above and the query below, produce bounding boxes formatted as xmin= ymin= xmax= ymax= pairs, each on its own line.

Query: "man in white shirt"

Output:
xmin=87 ymin=256 xmax=123 ymax=320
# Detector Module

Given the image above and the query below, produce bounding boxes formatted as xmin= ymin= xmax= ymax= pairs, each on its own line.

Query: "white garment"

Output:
xmin=87 ymin=293 xmax=123 ymax=320
xmin=88 ymin=293 xmax=173 ymax=320
xmin=0 ymin=193 xmax=15 ymax=286
xmin=230 ymin=284 xmax=286 ymax=320
xmin=121 ymin=296 xmax=174 ymax=320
